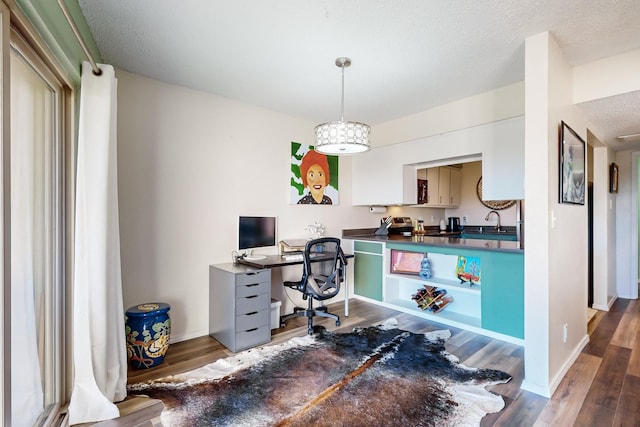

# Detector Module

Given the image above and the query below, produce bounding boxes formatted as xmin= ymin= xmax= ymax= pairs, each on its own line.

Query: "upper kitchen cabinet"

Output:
xmin=449 ymin=167 xmax=461 ymax=205
xmin=417 ymin=166 xmax=461 ymax=207
xmin=352 ymin=144 xmax=416 ymax=206
xmin=480 ymin=117 xmax=525 ymax=200
xmin=352 ymin=116 xmax=524 ymax=206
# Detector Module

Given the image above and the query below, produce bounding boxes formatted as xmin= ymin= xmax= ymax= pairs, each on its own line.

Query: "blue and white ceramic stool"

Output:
xmin=125 ymin=302 xmax=171 ymax=369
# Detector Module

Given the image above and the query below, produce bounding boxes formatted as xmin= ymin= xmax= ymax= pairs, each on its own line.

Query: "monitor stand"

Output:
xmin=244 ymin=250 xmax=267 ymax=261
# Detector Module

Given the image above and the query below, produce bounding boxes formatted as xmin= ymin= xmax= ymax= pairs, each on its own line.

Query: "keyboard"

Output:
xmin=282 ymin=254 xmax=303 ymax=262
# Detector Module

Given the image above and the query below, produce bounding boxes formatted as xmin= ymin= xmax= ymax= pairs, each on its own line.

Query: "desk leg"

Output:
xmin=344 ymin=263 xmax=349 ymax=317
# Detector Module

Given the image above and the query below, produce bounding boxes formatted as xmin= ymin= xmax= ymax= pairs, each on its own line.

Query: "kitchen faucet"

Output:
xmin=484 ymin=210 xmax=501 ymax=232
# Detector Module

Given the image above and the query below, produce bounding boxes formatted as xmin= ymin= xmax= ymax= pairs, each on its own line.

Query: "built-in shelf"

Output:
xmin=385 ymin=273 xmax=481 ymax=322
xmin=386 ymin=272 xmax=480 ymax=295
xmin=385 ymin=297 xmax=482 ymax=329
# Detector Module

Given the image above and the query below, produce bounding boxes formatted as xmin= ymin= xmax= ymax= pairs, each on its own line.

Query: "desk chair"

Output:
xmin=281 ymin=237 xmax=346 ymax=335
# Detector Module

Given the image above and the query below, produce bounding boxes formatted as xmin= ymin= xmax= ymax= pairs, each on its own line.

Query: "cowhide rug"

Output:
xmin=128 ymin=320 xmax=511 ymax=426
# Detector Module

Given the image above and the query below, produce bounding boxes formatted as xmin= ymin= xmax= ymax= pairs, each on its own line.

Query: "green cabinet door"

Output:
xmin=480 ymin=252 xmax=524 ymax=339
xmin=354 ymin=241 xmax=383 ymax=301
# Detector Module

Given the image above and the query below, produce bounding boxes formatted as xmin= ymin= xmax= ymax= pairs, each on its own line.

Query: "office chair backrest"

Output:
xmin=303 ymin=237 xmax=346 ymax=301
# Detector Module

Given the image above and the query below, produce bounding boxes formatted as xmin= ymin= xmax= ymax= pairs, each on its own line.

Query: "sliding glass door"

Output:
xmin=6 ymin=23 xmax=71 ymax=427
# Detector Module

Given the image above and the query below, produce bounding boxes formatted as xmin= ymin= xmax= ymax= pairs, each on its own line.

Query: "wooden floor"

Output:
xmin=118 ymin=297 xmax=640 ymax=426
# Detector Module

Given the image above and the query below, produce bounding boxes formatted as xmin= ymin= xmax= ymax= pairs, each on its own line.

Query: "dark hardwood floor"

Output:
xmin=117 ymin=297 xmax=639 ymax=426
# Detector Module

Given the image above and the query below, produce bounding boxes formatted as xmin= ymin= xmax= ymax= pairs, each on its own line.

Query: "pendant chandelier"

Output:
xmin=314 ymin=57 xmax=371 ymax=155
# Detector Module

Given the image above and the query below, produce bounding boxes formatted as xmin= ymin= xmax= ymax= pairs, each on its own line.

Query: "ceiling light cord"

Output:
xmin=340 ymin=64 xmax=345 ymax=122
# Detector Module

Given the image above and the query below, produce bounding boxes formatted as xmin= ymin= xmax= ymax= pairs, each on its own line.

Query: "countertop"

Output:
xmin=342 ymin=229 xmax=523 ymax=253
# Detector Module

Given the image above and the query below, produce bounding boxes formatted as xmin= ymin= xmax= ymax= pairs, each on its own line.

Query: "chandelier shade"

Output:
xmin=314 ymin=121 xmax=371 ymax=154
xmin=314 ymin=57 xmax=370 ymax=155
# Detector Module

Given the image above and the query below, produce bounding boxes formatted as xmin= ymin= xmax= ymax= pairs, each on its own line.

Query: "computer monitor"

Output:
xmin=238 ymin=216 xmax=277 ymax=260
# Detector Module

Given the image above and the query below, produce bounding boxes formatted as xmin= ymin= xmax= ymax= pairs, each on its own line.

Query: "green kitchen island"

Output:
xmin=344 ymin=232 xmax=524 ymax=344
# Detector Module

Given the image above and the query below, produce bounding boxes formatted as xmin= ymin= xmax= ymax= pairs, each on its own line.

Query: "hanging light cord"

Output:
xmin=340 ymin=63 xmax=345 ymax=122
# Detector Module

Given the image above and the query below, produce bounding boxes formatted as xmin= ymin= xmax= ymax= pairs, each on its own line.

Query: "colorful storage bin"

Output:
xmin=125 ymin=302 xmax=171 ymax=369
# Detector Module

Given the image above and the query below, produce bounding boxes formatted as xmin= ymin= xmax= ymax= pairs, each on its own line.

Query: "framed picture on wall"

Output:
xmin=559 ymin=121 xmax=586 ymax=205
xmin=609 ymin=162 xmax=619 ymax=193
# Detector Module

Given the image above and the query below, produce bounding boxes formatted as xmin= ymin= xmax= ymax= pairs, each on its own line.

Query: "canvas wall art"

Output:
xmin=290 ymin=142 xmax=339 ymax=205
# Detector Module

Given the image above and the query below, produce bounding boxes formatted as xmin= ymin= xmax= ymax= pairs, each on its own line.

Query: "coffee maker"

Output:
xmin=447 ymin=217 xmax=461 ymax=232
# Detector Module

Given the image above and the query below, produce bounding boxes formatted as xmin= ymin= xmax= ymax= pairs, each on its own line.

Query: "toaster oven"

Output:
xmin=387 ymin=217 xmax=413 ymax=234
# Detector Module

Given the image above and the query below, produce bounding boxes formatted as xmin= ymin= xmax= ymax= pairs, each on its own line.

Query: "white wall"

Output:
xmin=523 ymin=32 xmax=591 ymax=397
xmin=592 ymin=143 xmax=617 ymax=309
xmin=116 ymin=70 xmax=372 ymax=341
xmin=616 ymin=149 xmax=639 ymax=299
xmin=573 ymin=48 xmax=640 ymax=103
xmin=373 ymin=82 xmax=525 ymax=147
xmin=523 ymin=32 xmax=552 ymax=397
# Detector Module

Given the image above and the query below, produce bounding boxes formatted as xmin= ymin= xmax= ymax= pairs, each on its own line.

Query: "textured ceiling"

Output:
xmin=77 ymin=0 xmax=640 ymax=150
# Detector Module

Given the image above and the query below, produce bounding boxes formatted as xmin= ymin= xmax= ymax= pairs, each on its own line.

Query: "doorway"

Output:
xmin=588 ymin=182 xmax=593 ymax=307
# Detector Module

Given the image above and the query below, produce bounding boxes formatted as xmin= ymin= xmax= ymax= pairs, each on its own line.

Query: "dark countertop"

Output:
xmin=342 ymin=229 xmax=523 ymax=253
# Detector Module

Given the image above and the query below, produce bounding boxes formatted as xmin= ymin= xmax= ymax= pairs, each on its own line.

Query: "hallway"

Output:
xmin=533 ymin=298 xmax=640 ymax=425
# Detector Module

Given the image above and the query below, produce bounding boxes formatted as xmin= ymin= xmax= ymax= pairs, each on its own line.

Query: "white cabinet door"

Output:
xmin=481 ymin=116 xmax=524 ymax=200
xmin=402 ymin=165 xmax=418 ymax=205
xmin=352 ymin=145 xmax=405 ymax=205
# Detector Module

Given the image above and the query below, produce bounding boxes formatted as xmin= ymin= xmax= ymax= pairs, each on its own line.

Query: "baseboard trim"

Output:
xmin=171 ymin=328 xmax=209 ymax=344
xmin=521 ymin=332 xmax=589 ymax=398
xmin=549 ymin=333 xmax=590 ymax=394
xmin=520 ymin=380 xmax=551 ymax=398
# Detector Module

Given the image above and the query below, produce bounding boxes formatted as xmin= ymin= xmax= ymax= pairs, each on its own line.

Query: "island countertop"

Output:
xmin=342 ymin=229 xmax=523 ymax=254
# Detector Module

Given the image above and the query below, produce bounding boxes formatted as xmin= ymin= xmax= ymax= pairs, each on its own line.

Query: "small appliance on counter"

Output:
xmin=448 ymin=217 xmax=461 ymax=232
xmin=387 ymin=217 xmax=413 ymax=236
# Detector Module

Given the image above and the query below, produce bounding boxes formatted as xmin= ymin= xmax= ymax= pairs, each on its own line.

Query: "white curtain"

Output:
xmin=10 ymin=52 xmax=46 ymax=427
xmin=68 ymin=62 xmax=127 ymax=425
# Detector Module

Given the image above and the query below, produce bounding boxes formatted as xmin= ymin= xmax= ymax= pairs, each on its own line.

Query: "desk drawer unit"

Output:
xmin=209 ymin=264 xmax=271 ymax=352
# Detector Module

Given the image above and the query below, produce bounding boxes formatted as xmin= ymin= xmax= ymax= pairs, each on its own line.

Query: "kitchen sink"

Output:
xmin=459 ymin=231 xmax=517 ymax=241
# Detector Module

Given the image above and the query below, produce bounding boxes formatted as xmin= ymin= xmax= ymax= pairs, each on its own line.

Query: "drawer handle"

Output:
xmin=245 ymin=327 xmax=259 ymax=332
xmin=245 ymin=295 xmax=258 ymax=299
xmin=245 ymin=283 xmax=259 ymax=287
xmin=246 ymin=311 xmax=258 ymax=316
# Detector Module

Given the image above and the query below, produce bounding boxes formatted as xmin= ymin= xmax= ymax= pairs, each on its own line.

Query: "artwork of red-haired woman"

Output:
xmin=298 ymin=150 xmax=332 ymax=204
